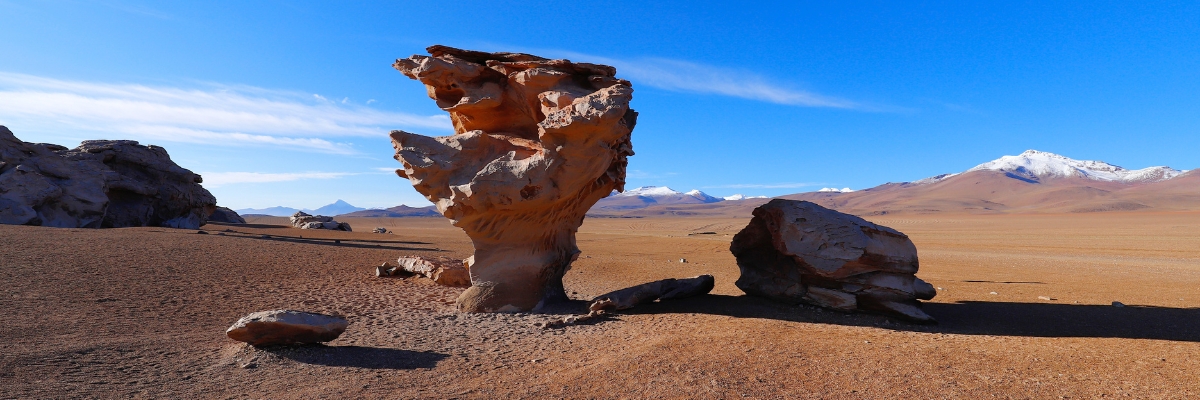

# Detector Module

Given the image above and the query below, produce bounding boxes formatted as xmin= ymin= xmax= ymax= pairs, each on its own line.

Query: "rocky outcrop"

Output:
xmin=0 ymin=126 xmax=215 ymax=229
xmin=589 ymin=275 xmax=715 ymax=312
xmin=226 ymin=310 xmax=349 ymax=347
xmin=390 ymin=45 xmax=637 ymax=312
xmin=207 ymin=206 xmax=246 ymax=224
xmin=392 ymin=256 xmax=471 ymax=287
xmin=289 ymin=211 xmax=351 ymax=231
xmin=730 ymin=199 xmax=937 ymax=323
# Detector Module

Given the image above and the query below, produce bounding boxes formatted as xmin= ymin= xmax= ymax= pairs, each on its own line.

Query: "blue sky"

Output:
xmin=1 ymin=1 xmax=1197 ymax=209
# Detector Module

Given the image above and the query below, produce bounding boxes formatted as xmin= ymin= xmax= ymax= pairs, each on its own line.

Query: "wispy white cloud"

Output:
xmin=703 ymin=182 xmax=823 ymax=189
xmin=95 ymin=1 xmax=174 ymax=19
xmin=625 ymin=170 xmax=679 ymax=179
xmin=0 ymin=72 xmax=451 ymax=154
xmin=201 ymin=171 xmax=361 ymax=187
xmin=539 ymin=50 xmax=860 ymax=109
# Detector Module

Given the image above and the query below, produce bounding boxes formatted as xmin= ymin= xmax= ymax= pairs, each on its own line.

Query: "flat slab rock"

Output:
xmin=396 ymin=256 xmax=471 ymax=287
xmin=226 ymin=310 xmax=349 ymax=347
xmin=590 ymin=275 xmax=715 ymax=312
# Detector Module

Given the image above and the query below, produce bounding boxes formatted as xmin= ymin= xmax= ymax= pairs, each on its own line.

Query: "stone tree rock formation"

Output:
xmin=390 ymin=45 xmax=637 ymax=312
xmin=731 ymin=199 xmax=938 ymax=322
xmin=0 ymin=126 xmax=215 ymax=229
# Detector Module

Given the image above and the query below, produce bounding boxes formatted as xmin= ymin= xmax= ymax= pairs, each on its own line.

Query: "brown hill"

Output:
xmin=338 ymin=204 xmax=438 ymax=218
xmin=594 ymin=169 xmax=1199 ymax=218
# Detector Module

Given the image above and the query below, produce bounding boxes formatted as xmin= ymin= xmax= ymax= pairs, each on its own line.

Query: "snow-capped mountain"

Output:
xmin=593 ymin=186 xmax=724 ymax=210
xmin=965 ymin=150 xmax=1186 ymax=183
xmin=818 ymin=187 xmax=855 ymax=193
xmin=684 ymin=189 xmax=723 ymax=203
xmin=723 ymin=194 xmax=768 ymax=201
xmin=910 ymin=173 xmax=959 ymax=185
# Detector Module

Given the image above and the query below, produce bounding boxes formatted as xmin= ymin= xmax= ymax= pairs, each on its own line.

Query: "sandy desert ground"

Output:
xmin=3 ymin=211 xmax=1200 ymax=398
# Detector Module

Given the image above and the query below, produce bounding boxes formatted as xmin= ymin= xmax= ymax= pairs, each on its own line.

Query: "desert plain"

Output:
xmin=2 ymin=209 xmax=1199 ymax=398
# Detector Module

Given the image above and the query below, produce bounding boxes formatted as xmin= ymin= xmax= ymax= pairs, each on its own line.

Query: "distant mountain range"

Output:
xmin=236 ymin=150 xmax=1197 ymax=219
xmin=592 ymin=150 xmax=1197 ymax=217
xmin=237 ymin=199 xmax=366 ymax=217
xmin=339 ymin=205 xmax=440 ymax=218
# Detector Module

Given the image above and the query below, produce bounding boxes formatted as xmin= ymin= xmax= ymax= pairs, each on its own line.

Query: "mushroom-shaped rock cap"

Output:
xmin=226 ymin=310 xmax=349 ymax=347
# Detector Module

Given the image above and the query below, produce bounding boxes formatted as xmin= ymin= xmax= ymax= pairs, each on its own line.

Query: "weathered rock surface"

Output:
xmin=225 ymin=310 xmax=349 ymax=347
xmin=730 ymin=199 xmax=937 ymax=323
xmin=395 ymin=256 xmax=471 ymax=287
xmin=0 ymin=126 xmax=215 ymax=229
xmin=206 ymin=206 xmax=246 ymax=224
xmin=289 ymin=211 xmax=351 ymax=231
xmin=390 ymin=45 xmax=637 ymax=312
xmin=589 ymin=275 xmax=715 ymax=312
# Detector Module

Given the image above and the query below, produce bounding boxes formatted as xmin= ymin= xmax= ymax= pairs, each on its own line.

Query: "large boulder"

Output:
xmin=730 ymin=199 xmax=938 ymax=322
xmin=206 ymin=206 xmax=246 ymax=224
xmin=288 ymin=211 xmax=351 ymax=231
xmin=390 ymin=45 xmax=637 ymax=312
xmin=0 ymin=126 xmax=215 ymax=229
xmin=226 ymin=310 xmax=349 ymax=347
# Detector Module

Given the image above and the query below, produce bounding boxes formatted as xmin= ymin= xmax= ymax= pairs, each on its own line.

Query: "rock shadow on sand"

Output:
xmin=626 ymin=294 xmax=1200 ymax=342
xmin=262 ymin=345 xmax=448 ymax=370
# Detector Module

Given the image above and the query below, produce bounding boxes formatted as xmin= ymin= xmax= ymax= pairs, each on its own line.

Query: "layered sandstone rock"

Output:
xmin=226 ymin=310 xmax=349 ymax=347
xmin=730 ymin=199 xmax=937 ymax=322
xmin=289 ymin=211 xmax=351 ymax=231
xmin=0 ymin=126 xmax=215 ymax=229
xmin=390 ymin=46 xmax=637 ymax=312
xmin=394 ymin=256 xmax=471 ymax=287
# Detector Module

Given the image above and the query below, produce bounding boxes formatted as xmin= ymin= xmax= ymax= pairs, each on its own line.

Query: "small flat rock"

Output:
xmin=226 ymin=310 xmax=349 ymax=347
xmin=1112 ymin=301 xmax=1126 ymax=307
xmin=1038 ymin=296 xmax=1056 ymax=301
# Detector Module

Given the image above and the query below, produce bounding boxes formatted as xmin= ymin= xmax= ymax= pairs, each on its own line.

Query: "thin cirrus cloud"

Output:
xmin=537 ymin=50 xmax=861 ymax=109
xmin=703 ymin=182 xmax=824 ymax=189
xmin=200 ymin=171 xmax=362 ymax=187
xmin=0 ymin=71 xmax=451 ymax=154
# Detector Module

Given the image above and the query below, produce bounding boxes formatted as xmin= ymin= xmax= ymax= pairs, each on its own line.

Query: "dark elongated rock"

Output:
xmin=0 ymin=126 xmax=215 ymax=229
xmin=589 ymin=275 xmax=715 ymax=312
xmin=730 ymin=199 xmax=937 ymax=322
xmin=226 ymin=310 xmax=349 ymax=347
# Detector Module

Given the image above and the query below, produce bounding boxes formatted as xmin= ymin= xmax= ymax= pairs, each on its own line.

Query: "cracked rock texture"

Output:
xmin=731 ymin=199 xmax=937 ymax=322
xmin=0 ymin=126 xmax=215 ymax=229
xmin=390 ymin=45 xmax=637 ymax=312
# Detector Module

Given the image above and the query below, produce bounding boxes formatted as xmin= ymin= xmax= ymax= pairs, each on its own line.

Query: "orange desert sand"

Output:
xmin=3 ymin=211 xmax=1199 ymax=398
